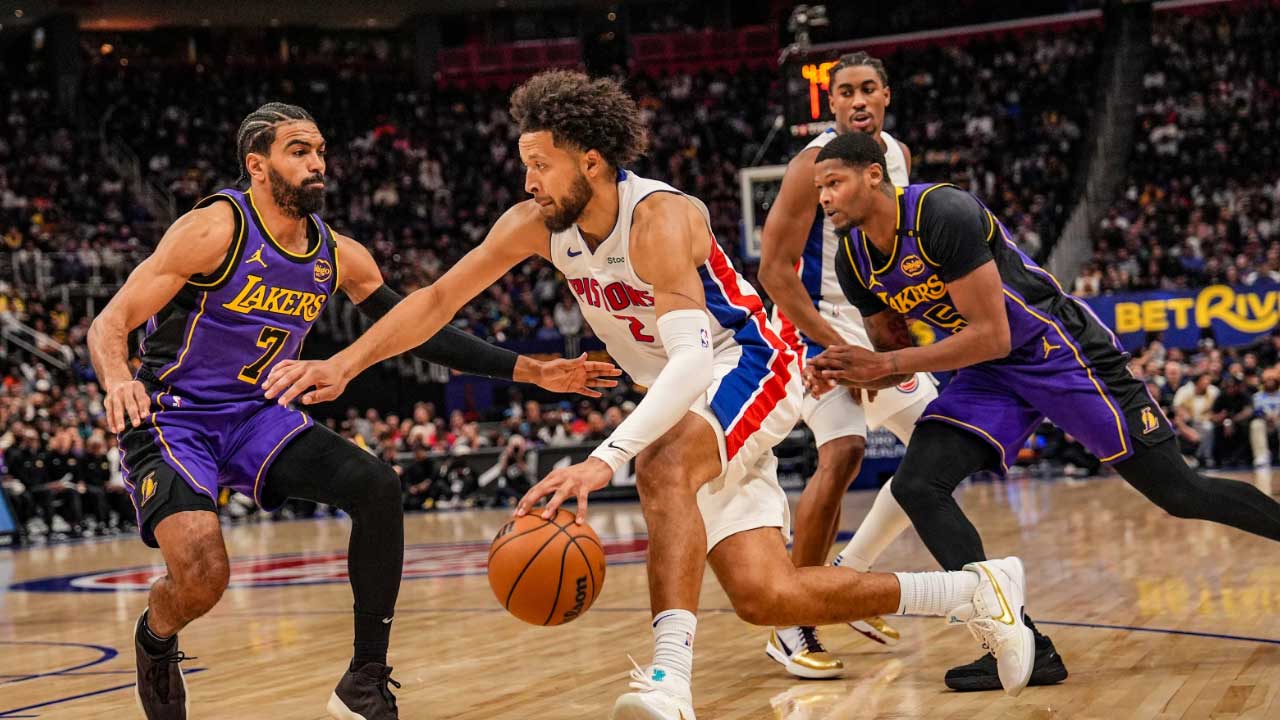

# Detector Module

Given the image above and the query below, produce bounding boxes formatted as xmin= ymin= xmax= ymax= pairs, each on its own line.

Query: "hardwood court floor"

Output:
xmin=3 ymin=472 xmax=1279 ymax=719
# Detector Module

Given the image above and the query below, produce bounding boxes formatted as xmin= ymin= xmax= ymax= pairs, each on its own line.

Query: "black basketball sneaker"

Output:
xmin=134 ymin=613 xmax=193 ymax=719
xmin=327 ymin=662 xmax=401 ymax=719
xmin=945 ymin=616 xmax=1068 ymax=692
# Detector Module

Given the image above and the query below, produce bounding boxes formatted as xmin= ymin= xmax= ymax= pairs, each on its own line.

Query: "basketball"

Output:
xmin=487 ymin=509 xmax=607 ymax=626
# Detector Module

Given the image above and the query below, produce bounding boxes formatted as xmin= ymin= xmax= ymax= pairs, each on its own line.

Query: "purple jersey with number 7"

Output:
xmin=120 ymin=188 xmax=339 ymax=544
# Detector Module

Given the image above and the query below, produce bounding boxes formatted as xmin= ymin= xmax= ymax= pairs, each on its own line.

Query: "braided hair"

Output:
xmin=235 ymin=102 xmax=315 ymax=185
xmin=829 ymin=51 xmax=888 ymax=89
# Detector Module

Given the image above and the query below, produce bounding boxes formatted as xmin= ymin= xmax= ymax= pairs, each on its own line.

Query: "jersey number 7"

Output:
xmin=238 ymin=326 xmax=292 ymax=383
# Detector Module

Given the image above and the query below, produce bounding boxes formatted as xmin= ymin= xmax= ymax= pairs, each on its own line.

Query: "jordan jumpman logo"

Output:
xmin=245 ymin=243 xmax=268 ymax=268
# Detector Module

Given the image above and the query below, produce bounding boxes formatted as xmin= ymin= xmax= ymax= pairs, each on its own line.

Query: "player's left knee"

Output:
xmin=813 ymin=435 xmax=866 ymax=488
xmin=725 ymin=577 xmax=787 ymax=626
xmin=365 ymin=462 xmax=402 ymax=509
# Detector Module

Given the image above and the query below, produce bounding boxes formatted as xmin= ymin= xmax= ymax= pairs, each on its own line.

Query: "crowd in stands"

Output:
xmin=884 ymin=27 xmax=1096 ymax=260
xmin=1076 ymin=5 xmax=1280 ymax=296
xmin=5 ymin=5 xmax=1279 ymax=545
xmin=0 ymin=333 xmax=640 ymax=542
xmin=5 ymin=17 xmax=1109 ymax=342
xmin=1027 ymin=331 xmax=1280 ymax=476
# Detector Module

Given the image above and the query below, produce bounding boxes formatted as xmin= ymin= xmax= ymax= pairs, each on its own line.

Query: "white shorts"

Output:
xmin=784 ymin=300 xmax=939 ymax=446
xmin=802 ymin=372 xmax=937 ymax=446
xmin=690 ymin=354 xmax=802 ymax=551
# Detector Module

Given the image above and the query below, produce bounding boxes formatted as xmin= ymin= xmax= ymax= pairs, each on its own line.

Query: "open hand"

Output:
xmin=534 ymin=353 xmax=622 ymax=397
xmin=515 ymin=458 xmax=613 ymax=525
xmin=262 ymin=358 xmax=351 ymax=406
xmin=104 ymin=379 xmax=151 ymax=433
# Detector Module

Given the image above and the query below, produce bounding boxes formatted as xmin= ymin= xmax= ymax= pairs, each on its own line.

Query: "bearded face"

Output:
xmin=268 ymin=165 xmax=326 ymax=218
xmin=541 ymin=170 xmax=593 ymax=233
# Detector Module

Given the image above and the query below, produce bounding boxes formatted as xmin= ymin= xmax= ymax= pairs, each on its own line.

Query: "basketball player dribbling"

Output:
xmin=264 ymin=71 xmax=1041 ymax=718
xmin=87 ymin=102 xmax=619 ymax=720
xmin=758 ymin=51 xmax=935 ymax=677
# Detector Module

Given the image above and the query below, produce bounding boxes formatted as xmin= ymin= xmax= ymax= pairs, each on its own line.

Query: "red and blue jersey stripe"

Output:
xmin=699 ymin=242 xmax=796 ymax=459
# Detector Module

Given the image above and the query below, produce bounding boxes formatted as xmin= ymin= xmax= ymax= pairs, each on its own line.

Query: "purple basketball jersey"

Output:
xmin=138 ymin=188 xmax=337 ymax=402
xmin=841 ymin=183 xmax=1171 ymax=471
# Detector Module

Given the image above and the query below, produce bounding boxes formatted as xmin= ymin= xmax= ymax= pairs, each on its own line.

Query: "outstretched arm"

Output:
xmin=516 ymin=193 xmax=716 ymax=523
xmin=264 ymin=201 xmax=551 ymax=405
xmin=335 ymin=233 xmax=619 ymax=395
xmin=88 ymin=203 xmax=235 ymax=431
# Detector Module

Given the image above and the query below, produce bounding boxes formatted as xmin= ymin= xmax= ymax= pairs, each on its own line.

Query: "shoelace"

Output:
xmin=625 ymin=654 xmax=657 ymax=692
xmin=797 ymin=626 xmax=826 ymax=654
xmin=376 ymin=667 xmax=402 ymax=710
xmin=965 ymin=618 xmax=996 ymax=653
xmin=145 ymin=651 xmax=195 ymax=703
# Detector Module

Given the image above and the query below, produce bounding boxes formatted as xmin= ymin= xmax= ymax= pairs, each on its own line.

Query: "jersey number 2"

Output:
xmin=238 ymin=326 xmax=292 ymax=383
xmin=613 ymin=315 xmax=655 ymax=343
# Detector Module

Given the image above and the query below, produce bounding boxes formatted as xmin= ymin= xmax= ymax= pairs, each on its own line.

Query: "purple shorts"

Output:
xmin=119 ymin=387 xmax=313 ymax=546
xmin=920 ymin=332 xmax=1173 ymax=474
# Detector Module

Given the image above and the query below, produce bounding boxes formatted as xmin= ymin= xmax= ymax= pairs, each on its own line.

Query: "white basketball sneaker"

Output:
xmin=611 ymin=657 xmax=697 ymax=720
xmin=847 ymin=616 xmax=901 ymax=646
xmin=765 ymin=627 xmax=844 ymax=679
xmin=948 ymin=556 xmax=1035 ymax=696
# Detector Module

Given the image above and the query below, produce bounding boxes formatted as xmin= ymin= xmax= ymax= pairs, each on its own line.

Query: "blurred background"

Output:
xmin=1 ymin=0 xmax=1277 ymax=545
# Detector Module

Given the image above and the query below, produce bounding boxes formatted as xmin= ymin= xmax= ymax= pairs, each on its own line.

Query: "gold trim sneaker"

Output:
xmin=611 ymin=656 xmax=696 ymax=720
xmin=765 ymin=627 xmax=844 ymax=680
xmin=848 ymin=616 xmax=900 ymax=646
xmin=948 ymin=556 xmax=1034 ymax=696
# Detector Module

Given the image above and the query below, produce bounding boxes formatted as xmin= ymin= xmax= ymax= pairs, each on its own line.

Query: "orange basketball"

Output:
xmin=487 ymin=508 xmax=607 ymax=626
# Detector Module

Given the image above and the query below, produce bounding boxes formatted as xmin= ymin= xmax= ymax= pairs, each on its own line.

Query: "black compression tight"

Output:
xmin=1113 ymin=437 xmax=1280 ymax=541
xmin=891 ymin=422 xmax=1280 ymax=577
xmin=264 ymin=425 xmax=405 ymax=666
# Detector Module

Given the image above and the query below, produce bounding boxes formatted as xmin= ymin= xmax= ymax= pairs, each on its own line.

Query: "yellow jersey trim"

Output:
xmin=246 ymin=190 xmax=321 ymax=261
xmin=252 ymin=413 xmax=312 ymax=505
xmin=150 ymin=412 xmax=213 ymax=496
xmin=1001 ymin=289 xmax=1129 ymax=461
xmin=843 ymin=234 xmax=872 ymax=292
xmin=188 ymin=193 xmax=247 ymax=289
xmin=327 ymin=222 xmax=341 ymax=291
xmin=922 ymin=413 xmax=1010 ymax=473
xmin=912 ymin=184 xmax=951 ymax=268
xmin=156 ymin=291 xmax=208 ymax=381
xmin=866 ymin=186 xmax=905 ymax=276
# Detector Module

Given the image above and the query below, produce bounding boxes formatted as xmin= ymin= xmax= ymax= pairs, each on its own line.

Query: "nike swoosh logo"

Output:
xmin=977 ymin=564 xmax=1017 ymax=625
xmin=567 ymin=248 xmax=583 ymax=258
xmin=608 ymin=441 xmax=625 ymax=451
xmin=382 ymin=617 xmax=394 ymax=624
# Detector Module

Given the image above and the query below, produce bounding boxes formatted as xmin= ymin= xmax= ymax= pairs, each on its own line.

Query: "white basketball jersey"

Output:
xmin=776 ymin=129 xmax=909 ymax=356
xmin=551 ymin=170 xmax=795 ymax=457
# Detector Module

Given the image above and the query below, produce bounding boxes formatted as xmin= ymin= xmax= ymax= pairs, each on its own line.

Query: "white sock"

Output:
xmin=833 ymin=478 xmax=913 ymax=572
xmin=651 ymin=609 xmax=696 ymax=693
xmin=893 ymin=570 xmax=979 ymax=616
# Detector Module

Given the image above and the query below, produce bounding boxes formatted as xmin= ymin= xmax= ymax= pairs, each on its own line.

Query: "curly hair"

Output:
xmin=509 ymin=70 xmax=648 ymax=168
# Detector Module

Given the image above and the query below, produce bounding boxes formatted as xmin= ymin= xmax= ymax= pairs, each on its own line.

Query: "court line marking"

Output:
xmin=215 ymin=607 xmax=1280 ymax=646
xmin=0 ymin=641 xmax=118 ymax=686
xmin=0 ymin=668 xmax=207 ymax=718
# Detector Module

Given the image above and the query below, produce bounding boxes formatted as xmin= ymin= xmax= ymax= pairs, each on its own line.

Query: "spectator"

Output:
xmin=401 ymin=446 xmax=441 ymax=511
xmin=1173 ymin=374 xmax=1220 ymax=467
xmin=1211 ymin=376 xmax=1254 ymax=467
xmin=1251 ymin=371 xmax=1280 ymax=468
